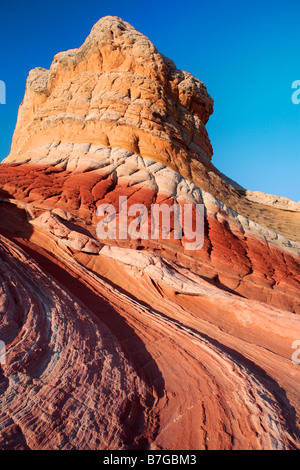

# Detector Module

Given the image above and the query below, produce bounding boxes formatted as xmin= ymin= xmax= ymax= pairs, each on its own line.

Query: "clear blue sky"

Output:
xmin=0 ymin=0 xmax=299 ymax=200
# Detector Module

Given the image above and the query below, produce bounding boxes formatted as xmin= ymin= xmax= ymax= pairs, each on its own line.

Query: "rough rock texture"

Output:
xmin=245 ymin=190 xmax=300 ymax=212
xmin=0 ymin=16 xmax=299 ymax=450
xmin=5 ymin=16 xmax=213 ymax=179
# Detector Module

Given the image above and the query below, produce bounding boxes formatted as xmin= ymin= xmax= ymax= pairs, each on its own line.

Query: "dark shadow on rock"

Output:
xmin=0 ymin=190 xmax=34 ymax=240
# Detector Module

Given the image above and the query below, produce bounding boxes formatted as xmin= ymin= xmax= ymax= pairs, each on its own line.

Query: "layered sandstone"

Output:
xmin=0 ymin=16 xmax=299 ymax=450
xmin=5 ymin=16 xmax=213 ymax=178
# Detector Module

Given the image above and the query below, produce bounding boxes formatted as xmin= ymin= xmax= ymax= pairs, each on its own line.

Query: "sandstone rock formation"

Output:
xmin=0 ymin=16 xmax=299 ymax=450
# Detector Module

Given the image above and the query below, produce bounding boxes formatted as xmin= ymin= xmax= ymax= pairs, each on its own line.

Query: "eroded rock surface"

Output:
xmin=0 ymin=16 xmax=299 ymax=450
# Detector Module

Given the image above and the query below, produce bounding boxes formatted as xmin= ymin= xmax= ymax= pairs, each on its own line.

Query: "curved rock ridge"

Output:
xmin=0 ymin=16 xmax=300 ymax=450
xmin=1 ymin=144 xmax=300 ymax=314
xmin=1 ymin=144 xmax=300 ymax=249
xmin=0 ymin=233 xmax=299 ymax=450
xmin=0 ymin=234 xmax=159 ymax=450
xmin=1 ymin=157 xmax=300 ymax=313
xmin=245 ymin=190 xmax=300 ymax=212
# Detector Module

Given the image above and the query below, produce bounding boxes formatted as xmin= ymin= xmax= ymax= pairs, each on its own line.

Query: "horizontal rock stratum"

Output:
xmin=0 ymin=16 xmax=299 ymax=450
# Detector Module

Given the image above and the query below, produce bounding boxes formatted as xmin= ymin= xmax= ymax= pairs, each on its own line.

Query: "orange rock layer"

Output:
xmin=0 ymin=16 xmax=299 ymax=450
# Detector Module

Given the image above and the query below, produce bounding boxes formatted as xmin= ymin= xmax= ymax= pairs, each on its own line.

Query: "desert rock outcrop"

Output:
xmin=0 ymin=16 xmax=299 ymax=450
